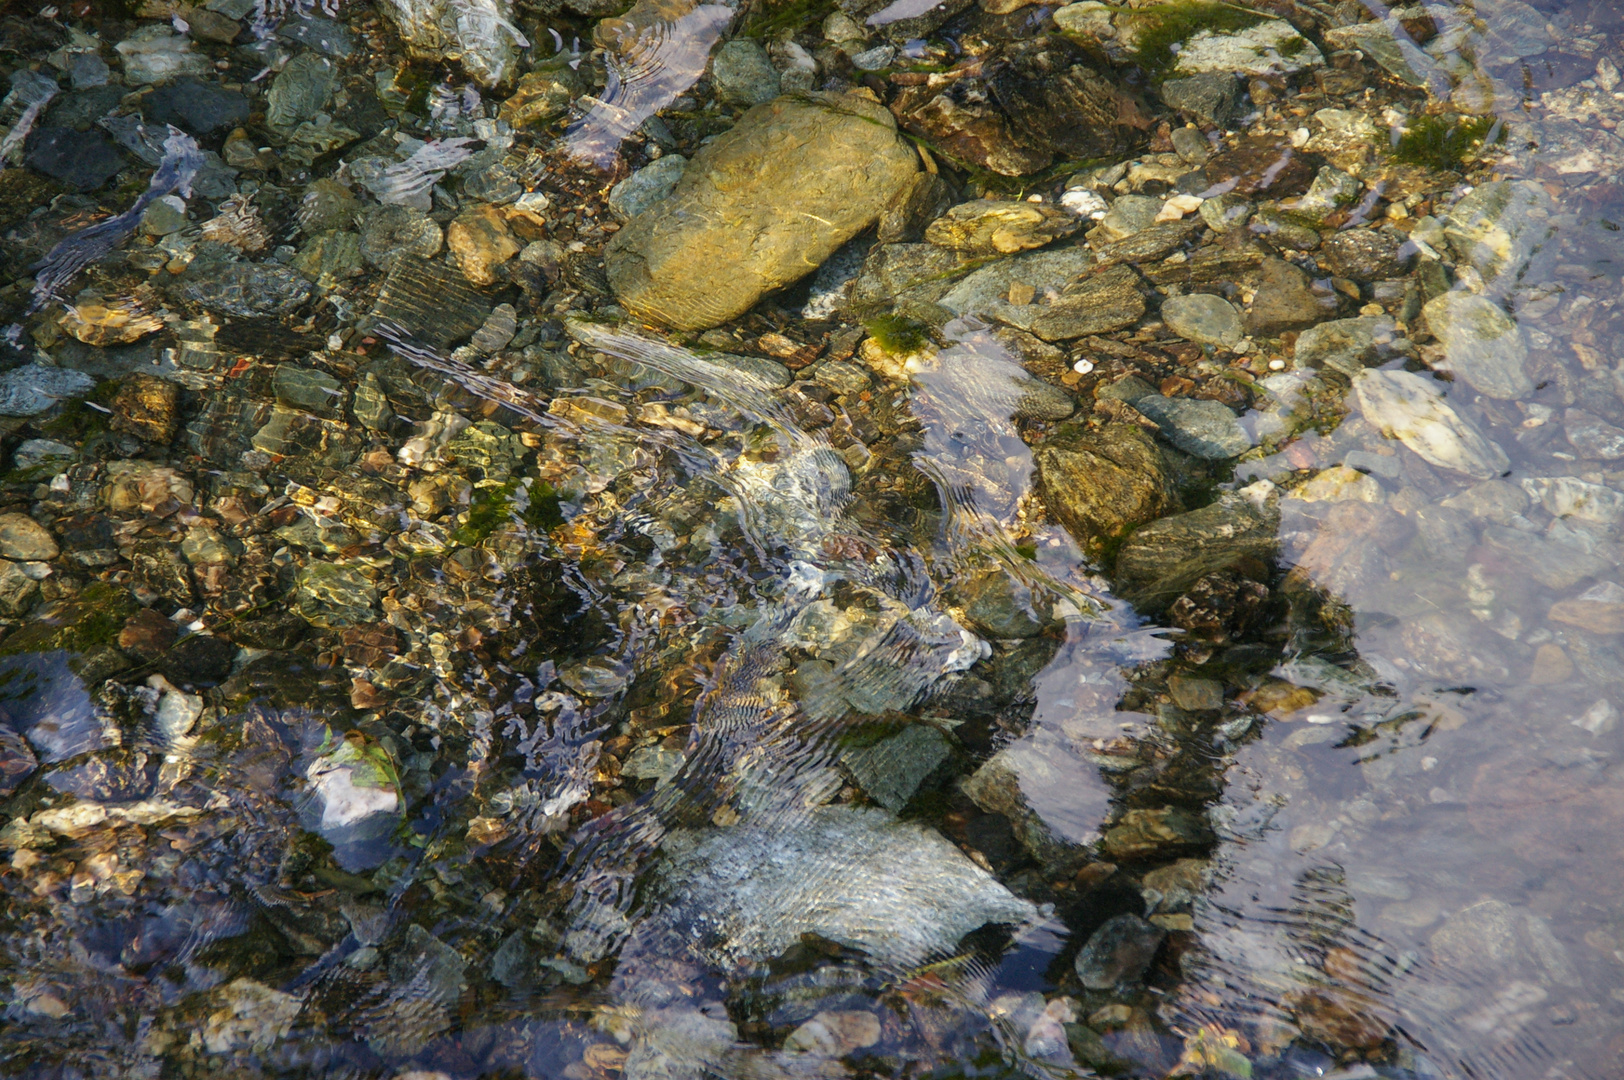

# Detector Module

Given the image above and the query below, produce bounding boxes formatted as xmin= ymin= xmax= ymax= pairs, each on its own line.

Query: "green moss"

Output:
xmin=0 ymin=582 xmax=137 ymax=657
xmin=863 ymin=313 xmax=930 ymax=354
xmin=450 ymin=479 xmax=564 ymax=547
xmin=743 ymin=0 xmax=840 ymax=40
xmin=1123 ymin=1 xmax=1267 ymax=79
xmin=1392 ymin=114 xmax=1503 ymax=170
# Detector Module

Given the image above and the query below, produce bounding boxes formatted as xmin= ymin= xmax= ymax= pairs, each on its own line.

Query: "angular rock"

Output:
xmin=447 ymin=204 xmax=520 ymax=286
xmin=109 ymin=374 xmax=181 ymax=444
xmin=607 ymin=154 xmax=686 ymax=220
xmin=925 ymin=199 xmax=1080 ymax=255
xmin=0 ymin=513 xmax=58 ymax=561
xmin=1133 ymin=394 xmax=1253 ymax=459
xmin=937 ymin=246 xmax=1096 ymax=327
xmin=1423 ymin=291 xmax=1530 ymax=400
xmin=845 ymin=243 xmax=972 ymax=317
xmin=606 ymin=93 xmax=919 ymax=331
xmin=839 ymin=723 xmax=951 ymax=811
xmin=962 ymin=738 xmax=1108 ymax=866
xmin=1203 ymin=135 xmax=1315 ymax=198
xmin=1074 ymin=914 xmax=1165 ymax=989
xmin=1161 ymin=293 xmax=1243 ymax=349
xmin=179 ymin=262 xmax=313 ymax=318
xmin=1293 ymin=314 xmax=1399 ymax=378
xmin=265 ymin=51 xmax=337 ymax=132
xmin=499 ymin=62 xmax=584 ymax=128
xmin=1245 ymin=257 xmax=1334 ymax=336
xmin=1564 ymin=409 xmax=1624 ymax=460
xmin=1115 ymin=488 xmax=1278 ymax=607
xmin=1354 ymin=369 xmax=1509 ymax=479
xmin=1198 ymin=192 xmax=1253 ymax=233
xmin=25 ymin=127 xmax=123 ymax=190
xmin=1029 ymin=265 xmax=1146 ymax=341
xmin=711 ymin=39 xmax=780 ymax=106
xmin=1173 ymin=21 xmax=1324 ymax=77
xmin=1093 ymin=194 xmax=1163 ymax=243
xmin=1035 ymin=422 xmax=1172 ymax=548
xmin=0 ymin=364 xmax=98 ymax=416
xmin=1318 ymin=228 xmax=1411 ymax=280
xmin=144 ymin=78 xmax=250 ymax=137
xmin=1160 ymin=72 xmax=1242 ymax=126
xmin=379 ymin=0 xmax=522 ymax=87
xmin=1442 ymin=180 xmax=1553 ymax=294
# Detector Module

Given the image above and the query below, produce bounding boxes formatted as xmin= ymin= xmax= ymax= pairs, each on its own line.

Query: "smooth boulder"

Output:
xmin=606 ymin=93 xmax=919 ymax=331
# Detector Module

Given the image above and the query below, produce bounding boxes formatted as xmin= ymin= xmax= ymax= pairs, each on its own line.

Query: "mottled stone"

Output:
xmin=1161 ymin=293 xmax=1243 ymax=349
xmin=109 ymin=374 xmax=181 ymax=444
xmin=0 ymin=514 xmax=58 ymax=561
xmin=925 ymin=199 xmax=1080 ymax=255
xmin=1423 ymin=291 xmax=1530 ymax=400
xmin=447 ymin=204 xmax=521 ymax=286
xmin=1133 ymin=394 xmax=1253 ymax=459
xmin=1114 ymin=488 xmax=1278 ymax=607
xmin=1036 ymin=422 xmax=1172 ymax=548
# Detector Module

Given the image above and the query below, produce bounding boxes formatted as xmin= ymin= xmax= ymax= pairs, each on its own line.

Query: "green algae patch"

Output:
xmin=451 ymin=478 xmax=564 ymax=547
xmin=1392 ymin=114 xmax=1502 ymax=170
xmin=0 ymin=582 xmax=137 ymax=657
xmin=1120 ymin=1 xmax=1267 ymax=79
xmin=864 ymin=313 xmax=931 ymax=354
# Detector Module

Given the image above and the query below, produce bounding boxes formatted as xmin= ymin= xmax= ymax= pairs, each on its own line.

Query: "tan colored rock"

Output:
xmin=924 ymin=198 xmax=1079 ymax=255
xmin=446 ymin=204 xmax=520 ymax=286
xmin=59 ymin=300 xmax=163 ymax=345
xmin=605 ymin=93 xmax=919 ymax=331
xmin=0 ymin=513 xmax=57 ymax=561
xmin=1528 ymin=643 xmax=1575 ymax=684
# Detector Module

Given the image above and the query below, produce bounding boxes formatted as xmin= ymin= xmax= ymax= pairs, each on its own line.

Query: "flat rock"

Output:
xmin=1160 ymin=72 xmax=1242 ymax=126
xmin=937 ymin=246 xmax=1096 ymax=327
xmin=1423 ymin=292 xmax=1530 ymax=399
xmin=1564 ymin=409 xmax=1624 ymax=460
xmin=1354 ymin=369 xmax=1509 ymax=479
xmin=711 ymin=39 xmax=780 ymax=106
xmin=1442 ymin=180 xmax=1553 ymax=294
xmin=925 ymin=199 xmax=1080 ymax=255
xmin=845 ymin=243 xmax=975 ymax=316
xmin=1028 ymin=264 xmax=1146 ymax=340
xmin=1074 ymin=914 xmax=1165 ymax=989
xmin=1203 ymin=135 xmax=1315 ymax=198
xmin=1114 ymin=488 xmax=1279 ymax=607
xmin=144 ymin=77 xmax=250 ymax=136
xmin=1293 ymin=314 xmax=1399 ymax=378
xmin=1318 ymin=228 xmax=1412 ymax=280
xmin=1133 ymin=394 xmax=1253 ymax=459
xmin=1161 ymin=293 xmax=1243 ymax=348
xmin=1173 ymin=20 xmax=1324 ymax=77
xmin=606 ymin=93 xmax=919 ymax=331
xmin=25 ymin=127 xmax=124 ymax=190
xmin=0 ymin=364 xmax=98 ymax=416
xmin=1245 ymin=257 xmax=1334 ymax=336
xmin=607 ymin=154 xmax=687 ymax=219
xmin=1093 ymin=194 xmax=1162 ymax=243
xmin=839 ymin=723 xmax=951 ymax=811
xmin=179 ymin=261 xmax=313 ymax=318
xmin=0 ymin=514 xmax=59 ymax=561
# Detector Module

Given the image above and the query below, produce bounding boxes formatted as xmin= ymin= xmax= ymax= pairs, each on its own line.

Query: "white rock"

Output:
xmin=1173 ymin=20 xmax=1324 ymax=77
xmin=1353 ymin=369 xmax=1509 ymax=479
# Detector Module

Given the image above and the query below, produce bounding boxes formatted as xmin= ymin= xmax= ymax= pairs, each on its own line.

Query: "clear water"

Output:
xmin=4 ymin=1 xmax=1624 ymax=1078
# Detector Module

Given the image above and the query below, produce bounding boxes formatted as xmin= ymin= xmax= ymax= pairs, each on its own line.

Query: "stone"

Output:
xmin=1053 ymin=1 xmax=1114 ymax=41
xmin=24 ymin=127 xmax=124 ymax=190
xmin=1422 ymin=292 xmax=1530 ymax=400
xmin=115 ymin=30 xmax=213 ymax=85
xmin=958 ymin=570 xmax=1051 ymax=638
xmin=59 ymin=300 xmax=164 ymax=346
xmin=141 ymin=194 xmax=190 ymax=236
xmin=1028 ymin=265 xmax=1146 ymax=341
xmin=0 ymin=364 xmax=98 ymax=416
xmin=1318 ymin=228 xmax=1411 ymax=280
xmin=1133 ymin=394 xmax=1252 ymax=459
xmin=784 ymin=1011 xmax=882 ymax=1057
xmin=1198 ymin=193 xmax=1253 ymax=232
xmin=109 ymin=374 xmax=181 ymax=444
xmin=1442 ymin=180 xmax=1553 ymax=294
xmin=925 ymin=199 xmax=1080 ymax=255
xmin=846 ymin=243 xmax=973 ymax=316
xmin=1093 ymin=194 xmax=1162 ymax=243
xmin=1324 ymin=18 xmax=1440 ymax=88
xmin=1073 ymin=914 xmax=1165 ymax=989
xmin=180 ymin=262 xmax=313 ymax=318
xmin=294 ymin=562 xmax=378 ymax=629
xmin=1251 ymin=206 xmax=1321 ymax=250
xmin=1167 ymin=674 xmax=1223 ymax=711
xmin=1170 ymin=126 xmax=1211 ymax=166
xmin=1529 ymin=643 xmax=1575 ymax=684
xmin=266 ymin=51 xmax=337 ymax=131
xmin=1160 ymin=72 xmax=1242 ymax=126
xmin=1521 ymin=477 xmax=1624 ymax=524
xmin=447 ymin=204 xmax=520 ymax=286
xmin=937 ymin=246 xmax=1096 ymax=328
xmin=1293 ymin=314 xmax=1398 ymax=378
xmin=1161 ymin=293 xmax=1243 ymax=349
xmin=1203 ymin=135 xmax=1315 ymax=198
xmin=651 ymin=806 xmax=1037 ymax=968
xmin=292 ymin=229 xmax=364 ymax=291
xmin=378 ymin=0 xmax=521 ymax=87
xmin=499 ymin=63 xmax=585 ymax=128
xmin=12 ymin=439 xmax=76 ymax=470
xmin=711 ymin=39 xmax=780 ymax=106
xmin=1103 ymin=806 xmax=1211 ymax=859
xmin=962 ymin=739 xmax=1108 ymax=866
xmin=144 ymin=78 xmax=250 ymax=137
xmin=1245 ymin=258 xmax=1334 ymax=336
xmin=876 ymin=172 xmax=955 ymax=244
xmin=277 ymin=15 xmax=354 ymax=56
xmin=358 ymin=204 xmax=441 ymax=269
xmin=1036 ymin=422 xmax=1172 ymax=548
xmin=607 ymin=154 xmax=686 ymax=220
xmin=839 ymin=723 xmax=951 ymax=811
xmin=1114 ymin=488 xmax=1278 ymax=607
xmin=1548 ymin=581 xmax=1624 ymax=635
xmin=606 ymin=93 xmax=918 ymax=331
xmin=1564 ymin=409 xmax=1624 ymax=460
xmin=274 ymin=364 xmax=347 ymax=418
xmin=1173 ymin=21 xmax=1324 ymax=77
xmin=0 ymin=514 xmax=58 ymax=561
xmin=1354 ymin=369 xmax=1510 ymax=479
xmin=1295 ymin=166 xmax=1360 ymax=218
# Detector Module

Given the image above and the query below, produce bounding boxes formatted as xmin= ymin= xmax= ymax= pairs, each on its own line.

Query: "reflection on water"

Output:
xmin=7 ymin=0 xmax=1624 ymax=1076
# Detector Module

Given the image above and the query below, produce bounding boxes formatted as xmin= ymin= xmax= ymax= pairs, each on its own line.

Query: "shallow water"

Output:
xmin=4 ymin=0 xmax=1624 ymax=1077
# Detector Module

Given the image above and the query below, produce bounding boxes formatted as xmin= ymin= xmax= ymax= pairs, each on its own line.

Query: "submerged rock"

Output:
xmin=1442 ymin=179 xmax=1553 ymax=292
xmin=1422 ymin=291 xmax=1531 ymax=400
xmin=1134 ymin=394 xmax=1252 ymax=459
xmin=1074 ymin=913 xmax=1165 ymax=989
xmin=605 ymin=93 xmax=918 ymax=330
xmin=1354 ymin=369 xmax=1510 ymax=479
xmin=0 ymin=365 xmax=97 ymax=416
xmin=1172 ymin=20 xmax=1323 ymax=77
xmin=378 ymin=0 xmax=526 ymax=87
xmin=1036 ymin=421 xmax=1173 ymax=548
xmin=925 ymin=198 xmax=1080 ymax=255
xmin=1161 ymin=293 xmax=1243 ymax=349
xmin=1115 ymin=487 xmax=1278 ymax=607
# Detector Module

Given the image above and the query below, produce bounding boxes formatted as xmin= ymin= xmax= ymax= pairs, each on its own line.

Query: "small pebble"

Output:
xmin=1268 ymin=358 xmax=1286 ymax=370
xmin=1073 ymin=359 xmax=1095 ymax=374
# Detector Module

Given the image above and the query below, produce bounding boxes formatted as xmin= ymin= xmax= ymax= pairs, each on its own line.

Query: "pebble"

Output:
xmin=1073 ymin=913 xmax=1166 ymax=989
xmin=1161 ymin=293 xmax=1243 ymax=349
xmin=1160 ymin=72 xmax=1242 ymax=126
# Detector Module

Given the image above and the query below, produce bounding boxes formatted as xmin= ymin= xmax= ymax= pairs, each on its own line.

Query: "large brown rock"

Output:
xmin=1035 ymin=422 xmax=1174 ymax=552
xmin=605 ymin=93 xmax=919 ymax=331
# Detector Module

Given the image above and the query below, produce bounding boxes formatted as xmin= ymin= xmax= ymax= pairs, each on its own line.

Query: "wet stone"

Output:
xmin=1204 ymin=136 xmax=1315 ymax=198
xmin=1293 ymin=314 xmax=1399 ymax=378
xmin=607 ymin=155 xmax=687 ymax=220
xmin=1172 ymin=20 xmax=1323 ymax=77
xmin=959 ymin=570 xmax=1051 ymax=638
xmin=180 ymin=262 xmax=314 ymax=318
xmin=293 ymin=562 xmax=378 ymax=629
xmin=1246 ymin=258 xmax=1334 ymax=336
xmin=937 ymin=246 xmax=1096 ymax=329
xmin=141 ymin=195 xmax=189 ymax=236
xmin=1161 ymin=293 xmax=1243 ymax=349
xmin=0 ymin=514 xmax=57 ymax=561
xmin=1029 ymin=265 xmax=1146 ymax=341
xmin=499 ymin=63 xmax=585 ymax=128
xmin=274 ymin=364 xmax=347 ymax=418
xmin=1198 ymin=192 xmax=1253 ymax=232
xmin=144 ymin=78 xmax=250 ymax=137
xmin=1423 ymin=291 xmax=1531 ymax=400
xmin=711 ymin=39 xmax=780 ymax=106
xmin=1115 ymin=488 xmax=1278 ymax=607
xmin=1319 ymin=228 xmax=1411 ymax=280
xmin=1442 ymin=179 xmax=1553 ymax=292
xmin=1355 ymin=369 xmax=1510 ymax=479
xmin=0 ymin=365 xmax=97 ymax=416
xmin=447 ymin=204 xmax=520 ymax=286
xmin=1160 ymin=72 xmax=1242 ymax=126
xmin=266 ymin=51 xmax=337 ymax=132
xmin=1093 ymin=194 xmax=1162 ymax=244
xmin=839 ymin=723 xmax=951 ymax=811
xmin=109 ymin=374 xmax=181 ymax=444
xmin=925 ymin=199 xmax=1081 ymax=255
xmin=1103 ymin=806 xmax=1212 ymax=859
xmin=358 ymin=204 xmax=442 ymax=270
xmin=1133 ymin=395 xmax=1252 ymax=459
xmin=370 ymin=255 xmax=492 ymax=348
xmin=1564 ymin=409 xmax=1624 ymax=460
xmin=25 ymin=127 xmax=124 ymax=190
xmin=1074 ymin=913 xmax=1165 ymax=989
xmin=115 ymin=30 xmax=213 ymax=85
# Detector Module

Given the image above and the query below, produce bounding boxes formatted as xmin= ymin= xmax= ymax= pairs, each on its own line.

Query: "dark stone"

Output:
xmin=25 ymin=126 xmax=126 ymax=190
xmin=1035 ymin=422 xmax=1173 ymax=550
xmin=225 ymin=611 xmax=310 ymax=650
xmin=42 ymin=85 xmax=124 ymax=132
xmin=159 ymin=633 xmax=237 ymax=687
xmin=1114 ymin=491 xmax=1279 ymax=609
xmin=109 ymin=374 xmax=182 ymax=444
xmin=845 ymin=242 xmax=973 ymax=318
xmin=1318 ymin=228 xmax=1413 ymax=281
xmin=1073 ymin=913 xmax=1165 ymax=989
xmin=1245 ymin=257 xmax=1338 ymax=336
xmin=1029 ymin=264 xmax=1147 ymax=341
xmin=118 ymin=607 xmax=180 ymax=662
xmin=1203 ymin=135 xmax=1317 ymax=198
xmin=144 ymin=77 xmax=251 ymax=137
xmin=876 ymin=172 xmax=954 ymax=244
xmin=0 ymin=727 xmax=36 ymax=795
xmin=1159 ymin=72 xmax=1242 ymax=126
xmin=1168 ymin=572 xmax=1269 ymax=643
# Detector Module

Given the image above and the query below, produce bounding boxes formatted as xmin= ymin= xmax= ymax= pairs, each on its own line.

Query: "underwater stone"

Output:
xmin=0 ymin=364 xmax=97 ymax=416
xmin=1422 ymin=291 xmax=1531 ymax=400
xmin=1442 ymin=180 xmax=1553 ymax=294
xmin=266 ymin=51 xmax=337 ymax=132
xmin=293 ymin=562 xmax=378 ymax=628
xmin=1134 ymin=394 xmax=1253 ymax=459
xmin=145 ymin=77 xmax=250 ymax=137
xmin=606 ymin=93 xmax=919 ymax=331
xmin=711 ymin=39 xmax=781 ymax=106
xmin=1354 ymin=369 xmax=1510 ymax=478
xmin=0 ymin=514 xmax=58 ymax=561
xmin=25 ymin=127 xmax=124 ymax=191
xmin=1074 ymin=914 xmax=1166 ymax=989
xmin=839 ymin=723 xmax=950 ymax=811
xmin=1115 ymin=488 xmax=1278 ymax=608
xmin=925 ymin=198 xmax=1080 ymax=255
xmin=607 ymin=154 xmax=687 ymax=220
xmin=1173 ymin=20 xmax=1323 ymax=77
xmin=179 ymin=261 xmax=313 ymax=318
xmin=1036 ymin=422 xmax=1172 ymax=548
xmin=1160 ymin=72 xmax=1241 ymax=125
xmin=1160 ymin=293 xmax=1243 ymax=349
xmin=378 ymin=0 xmax=524 ymax=88
xmin=1292 ymin=314 xmax=1398 ymax=379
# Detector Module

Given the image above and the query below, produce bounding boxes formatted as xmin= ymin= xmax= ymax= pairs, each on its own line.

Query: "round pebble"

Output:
xmin=1073 ymin=359 xmax=1095 ymax=374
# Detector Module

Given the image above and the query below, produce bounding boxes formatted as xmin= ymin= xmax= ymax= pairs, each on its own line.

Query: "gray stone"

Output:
xmin=1198 ymin=193 xmax=1253 ymax=232
xmin=1133 ymin=394 xmax=1253 ymax=459
xmin=958 ymin=570 xmax=1051 ymax=638
xmin=1245 ymin=257 xmax=1334 ymax=336
xmin=1172 ymin=20 xmax=1323 ymax=77
xmin=1093 ymin=194 xmax=1162 ymax=243
xmin=24 ymin=127 xmax=124 ymax=191
xmin=711 ymin=39 xmax=781 ymax=106
xmin=1296 ymin=166 xmax=1360 ymax=218
xmin=114 ymin=30 xmax=213 ymax=85
xmin=961 ymin=739 xmax=1107 ymax=866
xmin=1074 ymin=913 xmax=1165 ymax=989
xmin=293 ymin=562 xmax=378 ymax=628
xmin=607 ymin=155 xmax=687 ymax=220
xmin=1564 ymin=409 xmax=1624 ymax=460
xmin=0 ymin=561 xmax=40 ymax=618
xmin=606 ymin=93 xmax=918 ymax=331
xmin=1423 ymin=292 xmax=1530 ymax=400
xmin=141 ymin=194 xmax=190 ymax=236
xmin=621 ymin=745 xmax=686 ymax=784
xmin=1251 ymin=206 xmax=1322 ymax=251
xmin=1318 ymin=228 xmax=1411 ymax=280
xmin=651 ymin=806 xmax=1037 ymax=968
xmin=0 ymin=365 xmax=98 ymax=416
xmin=265 ymin=51 xmax=336 ymax=131
xmin=1324 ymin=18 xmax=1441 ymax=88
xmin=179 ymin=261 xmax=313 ymax=318
xmin=11 ymin=439 xmax=76 ymax=470
xmin=1114 ymin=487 xmax=1278 ymax=607
xmin=1161 ymin=293 xmax=1243 ymax=349
xmin=1442 ymin=180 xmax=1553 ymax=294
xmin=1354 ymin=369 xmax=1509 ymax=479
xmin=1170 ymin=126 xmax=1211 ymax=166
xmin=145 ymin=77 xmax=250 ymax=137
xmin=845 ymin=243 xmax=972 ymax=317
xmin=937 ymin=246 xmax=1096 ymax=328
xmin=0 ymin=514 xmax=58 ymax=561
xmin=274 ymin=364 xmax=347 ymax=418
xmin=1160 ymin=72 xmax=1242 ymax=126
xmin=1293 ymin=314 xmax=1398 ymax=378
xmin=839 ymin=723 xmax=951 ymax=811
xmin=1028 ymin=265 xmax=1146 ymax=341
